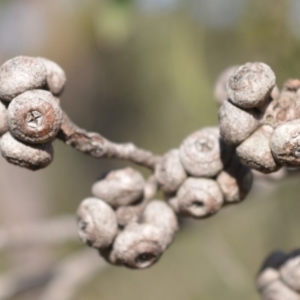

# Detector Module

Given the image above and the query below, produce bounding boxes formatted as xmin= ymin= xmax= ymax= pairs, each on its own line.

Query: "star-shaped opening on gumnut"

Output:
xmin=26 ymin=110 xmax=43 ymax=129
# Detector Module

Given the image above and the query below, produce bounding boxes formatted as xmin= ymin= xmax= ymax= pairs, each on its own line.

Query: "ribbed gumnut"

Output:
xmin=179 ymin=127 xmax=231 ymax=178
xmin=77 ymin=197 xmax=118 ymax=249
xmin=227 ymin=62 xmax=276 ymax=109
xmin=141 ymin=200 xmax=178 ymax=249
xmin=170 ymin=178 xmax=224 ymax=219
xmin=214 ymin=65 xmax=239 ymax=105
xmin=216 ymin=154 xmax=253 ymax=203
xmin=270 ymin=119 xmax=300 ymax=167
xmin=7 ymin=89 xmax=63 ymax=144
xmin=0 ymin=132 xmax=53 ymax=170
xmin=0 ymin=100 xmax=8 ymax=136
xmin=280 ymin=252 xmax=300 ymax=293
xmin=112 ymin=223 xmax=165 ymax=269
xmin=38 ymin=57 xmax=66 ymax=96
xmin=92 ymin=167 xmax=145 ymax=208
xmin=256 ymin=251 xmax=288 ymax=292
xmin=219 ymin=100 xmax=260 ymax=146
xmin=155 ymin=149 xmax=187 ymax=194
xmin=263 ymin=79 xmax=300 ymax=128
xmin=0 ymin=56 xmax=47 ymax=101
xmin=236 ymin=125 xmax=280 ymax=173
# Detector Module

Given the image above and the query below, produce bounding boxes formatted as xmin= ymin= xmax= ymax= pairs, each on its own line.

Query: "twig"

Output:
xmin=39 ymin=249 xmax=107 ymax=300
xmin=57 ymin=112 xmax=160 ymax=170
xmin=0 ymin=215 xmax=78 ymax=251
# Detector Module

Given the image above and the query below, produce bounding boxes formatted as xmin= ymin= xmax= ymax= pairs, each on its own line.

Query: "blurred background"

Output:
xmin=0 ymin=0 xmax=300 ymax=299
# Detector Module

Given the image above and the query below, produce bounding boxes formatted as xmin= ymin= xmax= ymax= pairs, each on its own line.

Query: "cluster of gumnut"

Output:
xmin=0 ymin=56 xmax=66 ymax=170
xmin=77 ymin=126 xmax=253 ymax=269
xmin=257 ymin=250 xmax=300 ymax=300
xmin=217 ymin=62 xmax=300 ymax=174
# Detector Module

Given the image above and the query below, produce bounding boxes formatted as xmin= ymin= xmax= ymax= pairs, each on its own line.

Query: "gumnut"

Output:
xmin=236 ymin=125 xmax=280 ymax=173
xmin=270 ymin=119 xmax=300 ymax=167
xmin=216 ymin=154 xmax=253 ymax=203
xmin=0 ymin=131 xmax=53 ymax=170
xmin=0 ymin=100 xmax=8 ymax=136
xmin=141 ymin=200 xmax=178 ymax=248
xmin=280 ymin=251 xmax=300 ymax=293
xmin=112 ymin=223 xmax=165 ymax=269
xmin=179 ymin=127 xmax=231 ymax=178
xmin=263 ymin=79 xmax=300 ymax=128
xmin=77 ymin=197 xmax=118 ymax=249
xmin=227 ymin=62 xmax=276 ymax=109
xmin=38 ymin=57 xmax=67 ymax=96
xmin=0 ymin=56 xmax=47 ymax=101
xmin=219 ymin=99 xmax=260 ymax=146
xmin=256 ymin=251 xmax=288 ymax=292
xmin=92 ymin=167 xmax=145 ymax=208
xmin=171 ymin=177 xmax=224 ymax=219
xmin=155 ymin=149 xmax=187 ymax=194
xmin=8 ymin=89 xmax=63 ymax=144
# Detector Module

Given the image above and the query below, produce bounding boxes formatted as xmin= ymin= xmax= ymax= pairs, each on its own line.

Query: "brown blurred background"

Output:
xmin=0 ymin=0 xmax=300 ymax=299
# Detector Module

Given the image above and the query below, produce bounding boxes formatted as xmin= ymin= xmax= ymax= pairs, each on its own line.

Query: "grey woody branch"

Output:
xmin=57 ymin=111 xmax=160 ymax=170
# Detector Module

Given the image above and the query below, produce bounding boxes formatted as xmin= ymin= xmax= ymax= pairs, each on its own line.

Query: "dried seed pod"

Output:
xmin=8 ymin=90 xmax=63 ymax=144
xmin=0 ymin=100 xmax=8 ymax=136
xmin=92 ymin=167 xmax=145 ymax=208
xmin=280 ymin=254 xmax=300 ymax=292
xmin=77 ymin=197 xmax=118 ymax=249
xmin=179 ymin=127 xmax=231 ymax=178
xmin=155 ymin=149 xmax=187 ymax=194
xmin=38 ymin=57 xmax=66 ymax=96
xmin=236 ymin=125 xmax=280 ymax=173
xmin=257 ymin=251 xmax=288 ymax=292
xmin=227 ymin=62 xmax=276 ymax=109
xmin=260 ymin=280 xmax=300 ymax=300
xmin=175 ymin=178 xmax=223 ymax=218
xmin=141 ymin=200 xmax=178 ymax=248
xmin=263 ymin=79 xmax=300 ymax=128
xmin=216 ymin=154 xmax=253 ymax=203
xmin=270 ymin=119 xmax=300 ymax=167
xmin=112 ymin=223 xmax=164 ymax=269
xmin=219 ymin=100 xmax=260 ymax=146
xmin=214 ymin=65 xmax=239 ymax=105
xmin=0 ymin=132 xmax=53 ymax=170
xmin=0 ymin=56 xmax=47 ymax=101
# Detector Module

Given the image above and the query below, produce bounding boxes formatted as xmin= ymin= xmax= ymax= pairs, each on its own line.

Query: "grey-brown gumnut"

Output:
xmin=77 ymin=197 xmax=118 ymax=249
xmin=112 ymin=223 xmax=164 ymax=269
xmin=0 ymin=132 xmax=53 ymax=170
xmin=38 ymin=57 xmax=67 ymax=96
xmin=8 ymin=90 xmax=63 ymax=144
xmin=216 ymin=155 xmax=253 ymax=203
xmin=155 ymin=149 xmax=187 ymax=194
xmin=214 ymin=65 xmax=239 ymax=105
xmin=173 ymin=177 xmax=224 ymax=219
xmin=219 ymin=100 xmax=260 ymax=146
xmin=142 ymin=200 xmax=178 ymax=249
xmin=280 ymin=255 xmax=300 ymax=293
xmin=0 ymin=56 xmax=47 ymax=101
xmin=0 ymin=101 xmax=8 ymax=136
xmin=227 ymin=62 xmax=276 ymax=109
xmin=236 ymin=125 xmax=280 ymax=173
xmin=92 ymin=167 xmax=145 ymax=208
xmin=179 ymin=127 xmax=231 ymax=178
xmin=260 ymin=280 xmax=300 ymax=300
xmin=263 ymin=79 xmax=300 ymax=128
xmin=256 ymin=251 xmax=288 ymax=292
xmin=270 ymin=119 xmax=300 ymax=167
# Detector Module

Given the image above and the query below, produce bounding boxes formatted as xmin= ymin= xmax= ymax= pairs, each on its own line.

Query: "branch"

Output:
xmin=57 ymin=112 xmax=160 ymax=170
xmin=0 ymin=215 xmax=78 ymax=251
